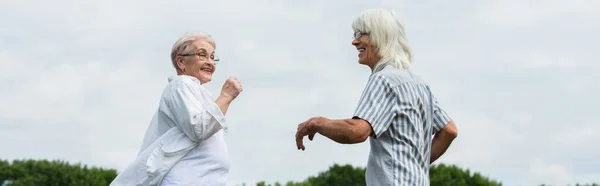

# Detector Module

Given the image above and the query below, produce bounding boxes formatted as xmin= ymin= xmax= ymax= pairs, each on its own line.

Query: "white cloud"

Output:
xmin=0 ymin=1 xmax=599 ymax=186
xmin=0 ymin=51 xmax=26 ymax=79
xmin=529 ymin=158 xmax=573 ymax=185
xmin=474 ymin=0 xmax=600 ymax=28
xmin=525 ymin=52 xmax=579 ymax=68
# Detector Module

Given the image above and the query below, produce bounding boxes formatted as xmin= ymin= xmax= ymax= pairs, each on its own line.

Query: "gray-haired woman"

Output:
xmin=295 ymin=9 xmax=458 ymax=186
xmin=111 ymin=32 xmax=243 ymax=186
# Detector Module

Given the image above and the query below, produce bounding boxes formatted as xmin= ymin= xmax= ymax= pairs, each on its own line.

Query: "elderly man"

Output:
xmin=295 ymin=9 xmax=458 ymax=185
xmin=110 ymin=32 xmax=243 ymax=186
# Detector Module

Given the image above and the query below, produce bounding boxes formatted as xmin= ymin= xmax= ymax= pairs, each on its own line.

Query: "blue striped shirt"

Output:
xmin=353 ymin=64 xmax=452 ymax=186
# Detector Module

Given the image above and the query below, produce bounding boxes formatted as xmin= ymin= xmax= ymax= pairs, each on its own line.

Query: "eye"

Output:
xmin=353 ymin=32 xmax=362 ymax=39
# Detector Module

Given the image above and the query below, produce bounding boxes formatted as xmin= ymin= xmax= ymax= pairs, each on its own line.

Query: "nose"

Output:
xmin=206 ymin=59 xmax=216 ymax=66
xmin=351 ymin=38 xmax=359 ymax=46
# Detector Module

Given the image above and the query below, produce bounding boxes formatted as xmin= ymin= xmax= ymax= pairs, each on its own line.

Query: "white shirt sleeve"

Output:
xmin=162 ymin=79 xmax=226 ymax=142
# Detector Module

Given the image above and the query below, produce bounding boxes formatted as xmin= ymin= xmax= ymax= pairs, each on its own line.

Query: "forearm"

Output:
xmin=430 ymin=132 xmax=455 ymax=163
xmin=215 ymin=95 xmax=232 ymax=115
xmin=314 ymin=118 xmax=369 ymax=144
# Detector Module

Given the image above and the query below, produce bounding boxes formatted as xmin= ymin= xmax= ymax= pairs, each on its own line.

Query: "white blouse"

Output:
xmin=110 ymin=75 xmax=229 ymax=186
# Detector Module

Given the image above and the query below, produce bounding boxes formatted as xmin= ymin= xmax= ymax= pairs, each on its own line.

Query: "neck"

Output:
xmin=368 ymin=60 xmax=380 ymax=72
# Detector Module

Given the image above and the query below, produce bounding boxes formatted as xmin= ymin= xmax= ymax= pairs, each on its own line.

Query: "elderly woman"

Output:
xmin=295 ymin=9 xmax=458 ymax=185
xmin=110 ymin=32 xmax=243 ymax=186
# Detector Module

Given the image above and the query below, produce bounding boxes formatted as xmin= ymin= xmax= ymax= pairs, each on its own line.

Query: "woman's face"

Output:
xmin=351 ymin=32 xmax=380 ymax=69
xmin=176 ymin=40 xmax=217 ymax=84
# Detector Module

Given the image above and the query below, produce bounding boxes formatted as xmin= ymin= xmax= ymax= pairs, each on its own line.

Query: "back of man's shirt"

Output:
xmin=353 ymin=65 xmax=452 ymax=186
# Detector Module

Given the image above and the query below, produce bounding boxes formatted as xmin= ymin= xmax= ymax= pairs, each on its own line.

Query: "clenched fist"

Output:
xmin=220 ymin=76 xmax=243 ymax=101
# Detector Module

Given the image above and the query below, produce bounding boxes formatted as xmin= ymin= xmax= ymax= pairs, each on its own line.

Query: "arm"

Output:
xmin=319 ymin=74 xmax=398 ymax=143
xmin=165 ymin=80 xmax=227 ymax=142
xmin=296 ymin=75 xmax=397 ymax=150
xmin=215 ymin=76 xmax=242 ymax=116
xmin=215 ymin=95 xmax=233 ymax=116
xmin=352 ymin=74 xmax=398 ymax=139
xmin=311 ymin=117 xmax=372 ymax=144
xmin=430 ymin=120 xmax=458 ymax=163
xmin=429 ymin=96 xmax=458 ymax=163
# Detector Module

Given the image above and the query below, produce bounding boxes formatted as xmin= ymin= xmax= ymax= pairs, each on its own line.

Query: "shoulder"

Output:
xmin=369 ymin=66 xmax=402 ymax=87
xmin=374 ymin=65 xmax=427 ymax=86
xmin=168 ymin=75 xmax=201 ymax=88
xmin=161 ymin=75 xmax=208 ymax=101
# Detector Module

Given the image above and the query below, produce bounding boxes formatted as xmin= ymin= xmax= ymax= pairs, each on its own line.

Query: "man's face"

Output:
xmin=352 ymin=32 xmax=380 ymax=68
xmin=176 ymin=40 xmax=217 ymax=84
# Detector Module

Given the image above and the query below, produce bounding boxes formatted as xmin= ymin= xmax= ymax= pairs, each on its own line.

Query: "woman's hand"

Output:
xmin=220 ymin=76 xmax=243 ymax=102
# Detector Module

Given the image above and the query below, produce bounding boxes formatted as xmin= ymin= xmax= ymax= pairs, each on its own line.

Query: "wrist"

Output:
xmin=311 ymin=117 xmax=328 ymax=132
xmin=217 ymin=94 xmax=234 ymax=104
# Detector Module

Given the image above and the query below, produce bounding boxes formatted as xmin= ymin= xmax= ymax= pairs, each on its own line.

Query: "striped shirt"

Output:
xmin=353 ymin=64 xmax=452 ymax=186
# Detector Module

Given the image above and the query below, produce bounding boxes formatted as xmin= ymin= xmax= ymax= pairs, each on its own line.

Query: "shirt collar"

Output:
xmin=168 ymin=75 xmax=200 ymax=83
xmin=372 ymin=63 xmax=389 ymax=73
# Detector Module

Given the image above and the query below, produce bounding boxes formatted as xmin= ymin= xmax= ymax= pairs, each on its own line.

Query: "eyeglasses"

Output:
xmin=353 ymin=31 xmax=368 ymax=39
xmin=179 ymin=49 xmax=220 ymax=65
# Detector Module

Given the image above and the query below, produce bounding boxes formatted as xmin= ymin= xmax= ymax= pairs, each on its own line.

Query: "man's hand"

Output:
xmin=430 ymin=120 xmax=458 ymax=163
xmin=219 ymin=76 xmax=243 ymax=102
xmin=295 ymin=117 xmax=328 ymax=151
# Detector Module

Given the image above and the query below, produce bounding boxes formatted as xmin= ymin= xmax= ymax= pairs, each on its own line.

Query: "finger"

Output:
xmin=295 ymin=131 xmax=305 ymax=151
xmin=297 ymin=121 xmax=309 ymax=130
xmin=296 ymin=123 xmax=309 ymax=150
xmin=308 ymin=132 xmax=315 ymax=141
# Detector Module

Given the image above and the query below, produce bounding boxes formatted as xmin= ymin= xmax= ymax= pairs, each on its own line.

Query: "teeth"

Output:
xmin=358 ymin=49 xmax=365 ymax=52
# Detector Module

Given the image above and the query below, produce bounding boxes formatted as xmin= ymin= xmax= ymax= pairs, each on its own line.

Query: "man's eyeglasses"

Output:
xmin=179 ymin=50 xmax=220 ymax=65
xmin=353 ymin=31 xmax=368 ymax=39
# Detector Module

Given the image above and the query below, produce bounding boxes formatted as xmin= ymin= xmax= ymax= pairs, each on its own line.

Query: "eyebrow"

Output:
xmin=195 ymin=48 xmax=214 ymax=54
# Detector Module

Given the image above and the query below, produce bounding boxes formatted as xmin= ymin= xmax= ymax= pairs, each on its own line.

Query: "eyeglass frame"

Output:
xmin=353 ymin=31 xmax=369 ymax=39
xmin=178 ymin=48 xmax=220 ymax=65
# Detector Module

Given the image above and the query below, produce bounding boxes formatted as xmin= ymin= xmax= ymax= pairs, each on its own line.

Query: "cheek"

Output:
xmin=187 ymin=62 xmax=202 ymax=71
xmin=368 ymin=47 xmax=378 ymax=57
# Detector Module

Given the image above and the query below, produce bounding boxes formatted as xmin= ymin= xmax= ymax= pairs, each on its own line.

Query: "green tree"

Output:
xmin=540 ymin=184 xmax=600 ymax=186
xmin=429 ymin=163 xmax=502 ymax=186
xmin=251 ymin=163 xmax=503 ymax=186
xmin=0 ymin=159 xmax=117 ymax=186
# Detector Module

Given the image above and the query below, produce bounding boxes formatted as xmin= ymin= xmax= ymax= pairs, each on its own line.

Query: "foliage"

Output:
xmin=251 ymin=163 xmax=503 ymax=186
xmin=251 ymin=163 xmax=599 ymax=186
xmin=540 ymin=184 xmax=600 ymax=186
xmin=0 ymin=159 xmax=117 ymax=186
xmin=429 ymin=163 xmax=501 ymax=186
xmin=0 ymin=158 xmax=597 ymax=186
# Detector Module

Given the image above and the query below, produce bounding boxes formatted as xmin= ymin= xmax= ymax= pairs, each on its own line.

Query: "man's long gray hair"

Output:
xmin=352 ymin=9 xmax=412 ymax=70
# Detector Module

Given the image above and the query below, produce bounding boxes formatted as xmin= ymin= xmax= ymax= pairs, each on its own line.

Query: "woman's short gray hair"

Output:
xmin=170 ymin=32 xmax=216 ymax=71
xmin=352 ymin=9 xmax=412 ymax=70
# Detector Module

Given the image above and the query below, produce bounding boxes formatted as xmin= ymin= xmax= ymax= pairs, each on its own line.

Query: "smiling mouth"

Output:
xmin=201 ymin=67 xmax=213 ymax=73
xmin=357 ymin=48 xmax=366 ymax=56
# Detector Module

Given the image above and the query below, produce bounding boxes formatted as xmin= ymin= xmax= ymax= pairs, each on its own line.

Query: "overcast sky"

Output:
xmin=1 ymin=0 xmax=599 ymax=185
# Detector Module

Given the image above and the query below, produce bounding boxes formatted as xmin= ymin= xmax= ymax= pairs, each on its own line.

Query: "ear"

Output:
xmin=176 ymin=56 xmax=185 ymax=71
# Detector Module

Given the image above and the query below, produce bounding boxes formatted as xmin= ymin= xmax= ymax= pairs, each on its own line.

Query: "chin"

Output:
xmin=200 ymin=77 xmax=212 ymax=84
xmin=195 ymin=74 xmax=212 ymax=84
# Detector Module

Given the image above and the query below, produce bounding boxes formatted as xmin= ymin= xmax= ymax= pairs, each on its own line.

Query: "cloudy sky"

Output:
xmin=1 ymin=0 xmax=599 ymax=185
